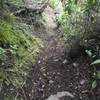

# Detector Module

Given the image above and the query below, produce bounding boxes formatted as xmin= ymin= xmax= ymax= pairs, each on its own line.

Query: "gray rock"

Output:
xmin=46 ymin=91 xmax=74 ymax=100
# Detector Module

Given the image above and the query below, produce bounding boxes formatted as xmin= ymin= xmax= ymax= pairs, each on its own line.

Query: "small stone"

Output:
xmin=39 ymin=77 xmax=42 ymax=80
xmin=43 ymin=58 xmax=45 ymax=60
xmin=75 ymin=86 xmax=78 ymax=89
xmin=38 ymin=60 xmax=41 ymax=63
xmin=72 ymin=63 xmax=79 ymax=67
xmin=58 ymin=85 xmax=61 ymax=88
xmin=63 ymin=59 xmax=68 ymax=64
xmin=10 ymin=88 xmax=14 ymax=91
xmin=29 ymin=93 xmax=31 ymax=97
xmin=47 ymin=72 xmax=50 ymax=75
xmin=43 ymin=73 xmax=47 ymax=76
xmin=42 ymin=85 xmax=45 ymax=88
xmin=81 ymin=90 xmax=88 ymax=93
xmin=80 ymin=80 xmax=86 ymax=85
xmin=54 ymin=59 xmax=59 ymax=62
xmin=57 ymin=72 xmax=60 ymax=75
xmin=49 ymin=80 xmax=54 ymax=84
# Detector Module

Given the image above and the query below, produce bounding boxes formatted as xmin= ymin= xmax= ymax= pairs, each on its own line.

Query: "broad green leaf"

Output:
xmin=0 ymin=47 xmax=6 ymax=54
xmin=91 ymin=59 xmax=100 ymax=65
xmin=96 ymin=71 xmax=100 ymax=79
xmin=85 ymin=50 xmax=92 ymax=57
xmin=92 ymin=80 xmax=97 ymax=89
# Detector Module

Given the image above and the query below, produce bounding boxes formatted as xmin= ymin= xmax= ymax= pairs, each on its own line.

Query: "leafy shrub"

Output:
xmin=55 ymin=0 xmax=100 ymax=41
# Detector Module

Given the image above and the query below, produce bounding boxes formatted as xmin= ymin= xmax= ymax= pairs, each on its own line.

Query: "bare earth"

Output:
xmin=23 ymin=6 xmax=100 ymax=100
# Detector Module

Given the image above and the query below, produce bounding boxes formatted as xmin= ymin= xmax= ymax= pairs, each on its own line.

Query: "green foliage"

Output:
xmin=0 ymin=47 xmax=6 ymax=54
xmin=0 ymin=14 xmax=43 ymax=90
xmin=56 ymin=0 xmax=85 ymax=39
xmin=8 ymin=0 xmax=24 ymax=8
xmin=90 ymin=55 xmax=100 ymax=89
xmin=50 ymin=0 xmax=61 ymax=8
xmin=0 ymin=20 xmax=20 ymax=45
xmin=91 ymin=70 xmax=100 ymax=89
xmin=0 ymin=0 xmax=4 ymax=8
xmin=92 ymin=80 xmax=97 ymax=89
xmin=0 ymin=68 xmax=5 ymax=87
xmin=85 ymin=0 xmax=99 ymax=12
xmin=9 ymin=31 xmax=43 ymax=87
xmin=53 ymin=0 xmax=100 ymax=41
xmin=91 ymin=59 xmax=100 ymax=65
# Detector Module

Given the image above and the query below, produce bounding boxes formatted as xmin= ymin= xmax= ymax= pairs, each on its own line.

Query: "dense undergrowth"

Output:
xmin=54 ymin=0 xmax=100 ymax=39
xmin=50 ymin=0 xmax=100 ymax=89
xmin=0 ymin=0 xmax=43 ymax=96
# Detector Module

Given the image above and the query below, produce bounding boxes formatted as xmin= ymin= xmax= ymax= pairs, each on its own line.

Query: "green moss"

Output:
xmin=0 ymin=20 xmax=20 ymax=45
xmin=0 ymin=17 xmax=44 ymax=88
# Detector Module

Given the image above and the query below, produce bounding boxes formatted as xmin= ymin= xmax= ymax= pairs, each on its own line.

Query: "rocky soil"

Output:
xmin=23 ymin=6 xmax=100 ymax=100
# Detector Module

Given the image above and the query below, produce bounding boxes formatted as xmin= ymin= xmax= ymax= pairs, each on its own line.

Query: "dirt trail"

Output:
xmin=44 ymin=5 xmax=57 ymax=29
xmin=24 ymin=6 xmax=97 ymax=100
